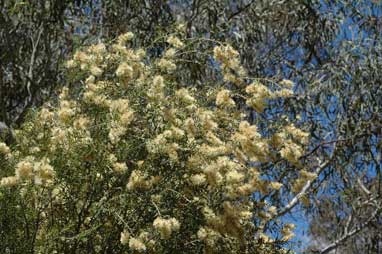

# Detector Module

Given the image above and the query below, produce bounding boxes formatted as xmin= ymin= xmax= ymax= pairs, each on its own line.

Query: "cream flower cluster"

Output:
xmin=153 ymin=217 xmax=180 ymax=239
xmin=157 ymin=44 xmax=178 ymax=73
xmin=0 ymin=142 xmax=10 ymax=155
xmin=271 ymin=123 xmax=310 ymax=165
xmin=213 ymin=45 xmax=295 ymax=113
xmin=281 ymin=223 xmax=296 ymax=241
xmin=127 ymin=170 xmax=159 ymax=191
xmin=245 ymin=81 xmax=272 ymax=113
xmin=291 ymin=169 xmax=318 ymax=194
xmin=167 ymin=35 xmax=184 ymax=48
xmin=216 ymin=89 xmax=235 ymax=108
xmin=2 ymin=156 xmax=55 ymax=187
xmin=213 ymin=45 xmax=246 ymax=85
xmin=109 ymin=99 xmax=134 ymax=144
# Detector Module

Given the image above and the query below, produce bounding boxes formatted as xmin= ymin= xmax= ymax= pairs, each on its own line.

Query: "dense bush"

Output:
xmin=0 ymin=30 xmax=311 ymax=253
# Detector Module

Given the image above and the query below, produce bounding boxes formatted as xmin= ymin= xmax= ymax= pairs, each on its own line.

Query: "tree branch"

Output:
xmin=26 ymin=25 xmax=43 ymax=103
xmin=275 ymin=159 xmax=332 ymax=218
xmin=14 ymin=25 xmax=44 ymax=125
xmin=227 ymin=0 xmax=255 ymax=21
xmin=319 ymin=205 xmax=382 ymax=254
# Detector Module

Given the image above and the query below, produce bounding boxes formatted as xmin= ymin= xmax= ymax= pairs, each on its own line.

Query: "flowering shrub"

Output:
xmin=0 ymin=30 xmax=312 ymax=253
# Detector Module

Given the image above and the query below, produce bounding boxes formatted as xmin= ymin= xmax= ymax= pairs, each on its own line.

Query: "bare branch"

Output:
xmin=319 ymin=205 xmax=382 ymax=254
xmin=357 ymin=177 xmax=371 ymax=196
xmin=275 ymin=159 xmax=332 ymax=218
xmin=26 ymin=25 xmax=44 ymax=103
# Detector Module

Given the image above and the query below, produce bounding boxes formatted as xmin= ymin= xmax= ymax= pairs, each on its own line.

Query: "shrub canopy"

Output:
xmin=0 ymin=31 xmax=311 ymax=254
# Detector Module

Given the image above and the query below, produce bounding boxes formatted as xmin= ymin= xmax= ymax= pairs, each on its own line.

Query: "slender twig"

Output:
xmin=227 ymin=0 xmax=256 ymax=21
xmin=151 ymin=200 xmax=162 ymax=217
xmin=300 ymin=133 xmax=369 ymax=160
